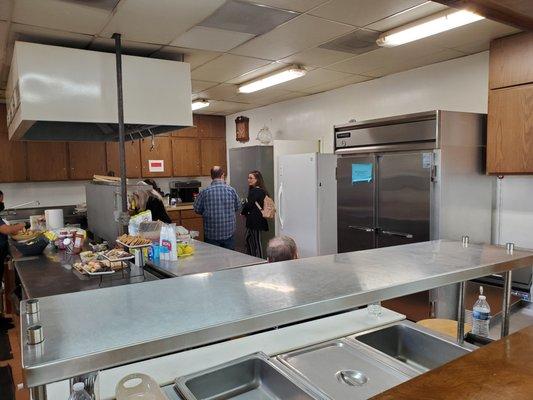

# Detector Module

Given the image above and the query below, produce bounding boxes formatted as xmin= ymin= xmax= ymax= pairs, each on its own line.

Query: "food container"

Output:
xmin=12 ymin=237 xmax=49 ymax=256
xmin=116 ymin=373 xmax=166 ymax=400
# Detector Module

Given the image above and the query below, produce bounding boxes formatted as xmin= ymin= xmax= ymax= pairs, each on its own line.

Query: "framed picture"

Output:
xmin=235 ymin=116 xmax=249 ymax=143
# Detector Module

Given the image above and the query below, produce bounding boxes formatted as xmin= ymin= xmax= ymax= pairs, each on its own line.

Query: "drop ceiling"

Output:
xmin=0 ymin=0 xmax=520 ymax=115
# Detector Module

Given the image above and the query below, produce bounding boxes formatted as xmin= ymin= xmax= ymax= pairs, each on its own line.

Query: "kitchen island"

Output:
xmin=145 ymin=239 xmax=266 ymax=278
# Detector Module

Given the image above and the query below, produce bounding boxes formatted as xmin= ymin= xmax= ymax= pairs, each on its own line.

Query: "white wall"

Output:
xmin=226 ymin=51 xmax=533 ymax=249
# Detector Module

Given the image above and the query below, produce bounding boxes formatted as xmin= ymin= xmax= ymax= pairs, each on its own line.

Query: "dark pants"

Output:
xmin=245 ymin=229 xmax=263 ymax=258
xmin=205 ymin=235 xmax=235 ymax=250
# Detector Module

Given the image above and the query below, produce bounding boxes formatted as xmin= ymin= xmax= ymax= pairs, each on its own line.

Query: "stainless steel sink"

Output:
xmin=350 ymin=321 xmax=473 ymax=373
xmin=175 ymin=352 xmax=322 ymax=400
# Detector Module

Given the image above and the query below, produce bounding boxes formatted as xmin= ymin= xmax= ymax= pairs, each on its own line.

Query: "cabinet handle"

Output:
xmin=381 ymin=230 xmax=413 ymax=239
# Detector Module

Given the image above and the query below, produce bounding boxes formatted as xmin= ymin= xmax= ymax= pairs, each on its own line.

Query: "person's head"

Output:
xmin=247 ymin=170 xmax=266 ymax=191
xmin=143 ymin=179 xmax=158 ymax=190
xmin=211 ymin=166 xmax=225 ymax=180
xmin=266 ymin=236 xmax=298 ymax=263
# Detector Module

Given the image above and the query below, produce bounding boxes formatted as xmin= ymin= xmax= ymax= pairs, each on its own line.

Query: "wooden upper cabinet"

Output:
xmin=490 ymin=32 xmax=533 ymax=90
xmin=106 ymin=141 xmax=142 ymax=178
xmin=171 ymin=114 xmax=199 ymax=138
xmin=27 ymin=142 xmax=69 ymax=181
xmin=196 ymin=115 xmax=226 ymax=138
xmin=0 ymin=131 xmax=27 ymax=182
xmin=140 ymin=136 xmax=173 ymax=177
xmin=171 ymin=138 xmax=200 ymax=176
xmin=487 ymin=84 xmax=533 ymax=174
xmin=200 ymin=138 xmax=227 ymax=176
xmin=68 ymin=142 xmax=106 ymax=180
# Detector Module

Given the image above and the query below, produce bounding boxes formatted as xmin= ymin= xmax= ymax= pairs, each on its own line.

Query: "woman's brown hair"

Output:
xmin=249 ymin=170 xmax=268 ymax=196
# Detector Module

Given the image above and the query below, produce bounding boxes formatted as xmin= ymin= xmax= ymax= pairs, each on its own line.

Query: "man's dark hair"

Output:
xmin=211 ymin=166 xmax=224 ymax=180
xmin=267 ymin=236 xmax=298 ymax=263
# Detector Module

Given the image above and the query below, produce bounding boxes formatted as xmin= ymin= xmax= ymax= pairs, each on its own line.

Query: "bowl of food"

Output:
xmin=11 ymin=229 xmax=41 ymax=243
xmin=12 ymin=236 xmax=49 ymax=256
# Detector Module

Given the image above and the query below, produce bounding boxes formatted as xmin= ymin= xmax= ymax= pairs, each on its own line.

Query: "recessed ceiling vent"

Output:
xmin=320 ymin=29 xmax=380 ymax=55
xmin=199 ymin=0 xmax=299 ymax=36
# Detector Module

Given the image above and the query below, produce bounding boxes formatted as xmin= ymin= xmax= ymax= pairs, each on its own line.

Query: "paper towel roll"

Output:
xmin=45 ymin=209 xmax=64 ymax=230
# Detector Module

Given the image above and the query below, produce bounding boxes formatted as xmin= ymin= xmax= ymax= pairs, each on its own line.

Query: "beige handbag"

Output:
xmin=255 ymin=195 xmax=276 ymax=219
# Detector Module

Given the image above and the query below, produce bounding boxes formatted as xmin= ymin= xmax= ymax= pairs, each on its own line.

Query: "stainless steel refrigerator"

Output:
xmin=335 ymin=110 xmax=494 ymax=319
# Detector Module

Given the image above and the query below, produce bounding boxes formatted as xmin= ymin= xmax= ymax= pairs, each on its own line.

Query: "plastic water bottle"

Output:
xmin=68 ymin=382 xmax=91 ymax=400
xmin=472 ymin=286 xmax=491 ymax=337
xmin=368 ymin=302 xmax=383 ymax=317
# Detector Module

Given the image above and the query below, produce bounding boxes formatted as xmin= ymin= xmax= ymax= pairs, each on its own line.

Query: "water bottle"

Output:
xmin=368 ymin=302 xmax=383 ymax=317
xmin=472 ymin=286 xmax=491 ymax=337
xmin=68 ymin=382 xmax=91 ymax=400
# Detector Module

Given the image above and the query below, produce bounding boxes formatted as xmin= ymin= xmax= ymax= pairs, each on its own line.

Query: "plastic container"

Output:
xmin=367 ymin=302 xmax=383 ymax=317
xmin=472 ymin=286 xmax=491 ymax=337
xmin=115 ymin=373 xmax=166 ymax=400
xmin=68 ymin=382 xmax=91 ymax=400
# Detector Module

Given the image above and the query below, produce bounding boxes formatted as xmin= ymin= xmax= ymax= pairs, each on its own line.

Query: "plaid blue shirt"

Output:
xmin=193 ymin=180 xmax=241 ymax=240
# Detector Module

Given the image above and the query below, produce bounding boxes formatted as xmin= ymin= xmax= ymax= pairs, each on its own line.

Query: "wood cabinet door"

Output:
xmin=181 ymin=217 xmax=204 ymax=241
xmin=68 ymin=142 xmax=106 ymax=180
xmin=106 ymin=141 xmax=142 ymax=178
xmin=140 ymin=136 xmax=173 ymax=177
xmin=487 ymin=84 xmax=533 ymax=174
xmin=172 ymin=114 xmax=199 ymax=138
xmin=200 ymin=138 xmax=227 ymax=176
xmin=27 ymin=142 xmax=69 ymax=181
xmin=0 ymin=130 xmax=27 ymax=183
xmin=196 ymin=115 xmax=226 ymax=138
xmin=172 ymin=138 xmax=200 ymax=176
xmin=490 ymin=32 xmax=533 ymax=90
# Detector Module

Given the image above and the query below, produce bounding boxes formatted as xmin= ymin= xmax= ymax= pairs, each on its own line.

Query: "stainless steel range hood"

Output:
xmin=6 ymin=41 xmax=193 ymax=141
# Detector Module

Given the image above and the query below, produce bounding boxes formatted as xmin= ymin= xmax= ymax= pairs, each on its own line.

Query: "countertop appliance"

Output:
xmin=229 ymin=140 xmax=319 ymax=254
xmin=335 ymin=110 xmax=495 ymax=319
xmin=6 ymin=41 xmax=193 ymax=141
xmin=278 ymin=153 xmax=337 ymax=257
xmin=170 ymin=180 xmax=201 ymax=203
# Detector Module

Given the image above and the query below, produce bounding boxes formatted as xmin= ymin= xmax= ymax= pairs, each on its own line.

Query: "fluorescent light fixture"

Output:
xmin=377 ymin=9 xmax=484 ymax=47
xmin=238 ymin=65 xmax=306 ymax=93
xmin=192 ymin=99 xmax=210 ymax=110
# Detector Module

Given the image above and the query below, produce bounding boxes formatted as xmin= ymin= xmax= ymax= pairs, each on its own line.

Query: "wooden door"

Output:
xmin=0 ymin=108 xmax=27 ymax=182
xmin=487 ymin=84 xmax=533 ymax=174
xmin=172 ymin=138 xmax=200 ymax=176
xmin=200 ymin=138 xmax=226 ymax=176
xmin=490 ymin=32 xmax=533 ymax=89
xmin=68 ymin=142 xmax=106 ymax=180
xmin=197 ymin=115 xmax=226 ymax=138
xmin=106 ymin=140 xmax=141 ymax=178
xmin=140 ymin=136 xmax=173 ymax=177
xmin=27 ymin=142 xmax=69 ymax=181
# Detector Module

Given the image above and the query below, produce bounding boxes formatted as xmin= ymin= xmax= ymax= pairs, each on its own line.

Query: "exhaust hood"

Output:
xmin=6 ymin=41 xmax=193 ymax=141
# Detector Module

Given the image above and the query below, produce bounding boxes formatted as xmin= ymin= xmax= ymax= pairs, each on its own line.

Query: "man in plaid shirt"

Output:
xmin=194 ymin=166 xmax=241 ymax=249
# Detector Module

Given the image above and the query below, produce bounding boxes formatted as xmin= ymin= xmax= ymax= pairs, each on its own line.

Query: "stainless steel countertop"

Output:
xmin=13 ymin=245 xmax=159 ymax=299
xmin=145 ymin=240 xmax=266 ymax=278
xmin=20 ymin=240 xmax=533 ymax=387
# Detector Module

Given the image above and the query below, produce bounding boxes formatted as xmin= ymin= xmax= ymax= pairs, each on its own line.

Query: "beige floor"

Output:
xmin=1 ymin=314 xmax=30 ymax=400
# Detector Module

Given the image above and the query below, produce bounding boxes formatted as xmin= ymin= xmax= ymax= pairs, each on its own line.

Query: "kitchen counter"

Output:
xmin=165 ymin=203 xmax=194 ymax=212
xmin=373 ymin=325 xmax=533 ymax=399
xmin=12 ymin=244 xmax=158 ymax=299
xmin=145 ymin=239 xmax=266 ymax=278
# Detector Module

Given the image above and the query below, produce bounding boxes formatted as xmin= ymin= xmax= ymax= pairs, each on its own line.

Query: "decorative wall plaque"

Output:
xmin=235 ymin=116 xmax=250 ymax=143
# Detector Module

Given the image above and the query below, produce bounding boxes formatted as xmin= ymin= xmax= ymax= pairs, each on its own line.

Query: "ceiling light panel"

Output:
xmin=13 ymin=0 xmax=112 ymax=35
xmin=227 ymin=61 xmax=291 ymax=85
xmin=199 ymin=0 xmax=299 ymax=36
xmin=238 ymin=65 xmax=307 ymax=93
xmin=191 ymin=54 xmax=270 ymax=82
xmin=320 ymin=29 xmax=380 ymax=55
xmin=100 ymin=0 xmax=225 ymax=44
xmin=172 ymin=26 xmax=254 ymax=52
xmin=231 ymin=14 xmax=353 ymax=60
xmin=192 ymin=99 xmax=210 ymax=110
xmin=310 ymin=0 xmax=426 ymax=28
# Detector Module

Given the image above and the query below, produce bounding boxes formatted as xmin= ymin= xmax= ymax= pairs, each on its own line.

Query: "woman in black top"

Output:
xmin=241 ymin=170 xmax=268 ymax=258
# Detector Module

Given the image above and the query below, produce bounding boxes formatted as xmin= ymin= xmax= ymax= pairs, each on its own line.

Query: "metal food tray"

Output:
xmin=175 ymin=352 xmax=324 ymax=400
xmin=81 ymin=264 xmax=115 ymax=276
xmin=116 ymin=240 xmax=152 ymax=249
xmin=101 ymin=252 xmax=135 ymax=262
xmin=277 ymin=339 xmax=412 ymax=400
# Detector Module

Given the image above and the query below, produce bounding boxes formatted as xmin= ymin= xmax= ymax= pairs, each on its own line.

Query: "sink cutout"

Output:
xmin=337 ymin=370 xmax=368 ymax=386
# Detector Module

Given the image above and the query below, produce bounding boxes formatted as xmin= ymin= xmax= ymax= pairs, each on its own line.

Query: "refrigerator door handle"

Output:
xmin=278 ymin=184 xmax=284 ymax=229
xmin=381 ymin=230 xmax=414 ymax=239
xmin=348 ymin=225 xmax=375 ymax=233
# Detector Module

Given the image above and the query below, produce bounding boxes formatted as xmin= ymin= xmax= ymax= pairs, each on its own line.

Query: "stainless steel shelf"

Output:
xmin=21 ymin=240 xmax=533 ymax=388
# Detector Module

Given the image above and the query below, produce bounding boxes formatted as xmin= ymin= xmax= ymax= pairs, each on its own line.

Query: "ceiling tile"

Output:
xmin=319 ymin=29 xmax=379 ymax=55
xmin=191 ymin=54 xmax=270 ymax=82
xmin=280 ymin=47 xmax=353 ymax=68
xmin=366 ymin=48 xmax=465 ymax=77
xmin=10 ymin=23 xmax=93 ymax=49
xmin=0 ymin=21 xmax=7 ymax=56
xmin=171 ymin=26 xmax=254 ymax=52
xmin=366 ymin=2 xmax=448 ymax=32
xmin=300 ymin=73 xmax=372 ymax=94
xmin=199 ymin=0 xmax=298 ymax=35
xmin=277 ymin=68 xmax=352 ymax=91
xmin=12 ymin=0 xmax=112 ymax=35
xmin=243 ymin=0 xmax=329 ymax=12
xmin=88 ymin=37 xmax=162 ymax=56
xmin=226 ymin=61 xmax=292 ymax=84
xmin=0 ymin=0 xmax=11 ymax=20
xmin=197 ymin=100 xmax=252 ymax=115
xmin=100 ymin=0 xmax=225 ymax=44
xmin=310 ymin=0 xmax=426 ymax=27
xmin=193 ymin=83 xmax=239 ymax=100
xmin=151 ymin=46 xmax=221 ymax=69
xmin=230 ymin=14 xmax=354 ymax=60
xmin=192 ymin=80 xmax=219 ymax=94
